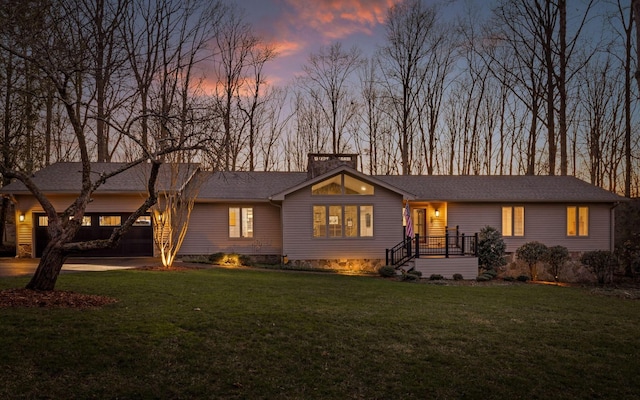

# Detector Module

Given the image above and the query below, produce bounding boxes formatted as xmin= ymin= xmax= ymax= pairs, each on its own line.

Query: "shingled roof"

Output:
xmin=1 ymin=162 xmax=199 ymax=194
xmin=374 ymin=175 xmax=625 ymax=203
xmin=197 ymin=171 xmax=308 ymax=201
xmin=2 ymin=163 xmax=625 ymax=203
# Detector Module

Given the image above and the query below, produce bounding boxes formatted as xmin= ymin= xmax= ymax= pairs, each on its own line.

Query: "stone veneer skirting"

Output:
xmin=17 ymin=244 xmax=32 ymax=258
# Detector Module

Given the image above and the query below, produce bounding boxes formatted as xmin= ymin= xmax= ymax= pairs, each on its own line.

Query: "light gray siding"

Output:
xmin=282 ymin=182 xmax=403 ymax=260
xmin=179 ymin=202 xmax=282 ymax=256
xmin=414 ymin=257 xmax=478 ymax=279
xmin=447 ymin=202 xmax=613 ymax=253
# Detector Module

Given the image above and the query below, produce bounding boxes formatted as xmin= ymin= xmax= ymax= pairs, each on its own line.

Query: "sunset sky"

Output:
xmin=239 ymin=0 xmax=401 ymax=85
xmin=231 ymin=0 xmax=613 ymax=88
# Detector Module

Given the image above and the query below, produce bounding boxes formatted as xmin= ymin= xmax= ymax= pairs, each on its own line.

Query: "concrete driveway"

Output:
xmin=0 ymin=257 xmax=161 ymax=277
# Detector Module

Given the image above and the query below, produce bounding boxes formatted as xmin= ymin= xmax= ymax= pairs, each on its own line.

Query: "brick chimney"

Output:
xmin=307 ymin=153 xmax=358 ymax=179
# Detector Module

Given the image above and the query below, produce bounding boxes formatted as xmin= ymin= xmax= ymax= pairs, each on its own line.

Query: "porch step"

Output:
xmin=397 ymin=259 xmax=415 ymax=273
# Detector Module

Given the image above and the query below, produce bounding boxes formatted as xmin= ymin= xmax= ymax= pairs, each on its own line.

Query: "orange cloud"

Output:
xmin=281 ymin=0 xmax=395 ymax=40
xmin=270 ymin=38 xmax=303 ymax=58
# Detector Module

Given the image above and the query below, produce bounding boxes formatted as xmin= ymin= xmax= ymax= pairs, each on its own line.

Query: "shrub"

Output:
xmin=429 ymin=274 xmax=444 ymax=280
xmin=617 ymin=234 xmax=640 ymax=278
xmin=208 ymin=253 xmax=245 ymax=267
xmin=484 ymin=269 xmax=498 ymax=278
xmin=239 ymin=255 xmax=252 ymax=266
xmin=402 ymin=270 xmax=420 ymax=281
xmin=409 ymin=270 xmax=423 ymax=278
xmin=378 ymin=265 xmax=396 ymax=278
xmin=503 ymin=276 xmax=515 ymax=282
xmin=516 ymin=242 xmax=549 ymax=280
xmin=544 ymin=245 xmax=569 ymax=282
xmin=615 ymin=199 xmax=640 ymax=276
xmin=477 ymin=226 xmax=507 ymax=272
xmin=516 ymin=275 xmax=529 ymax=282
xmin=208 ymin=252 xmax=225 ymax=264
xmin=581 ymin=250 xmax=618 ymax=285
xmin=476 ymin=274 xmax=491 ymax=282
xmin=452 ymin=273 xmax=464 ymax=281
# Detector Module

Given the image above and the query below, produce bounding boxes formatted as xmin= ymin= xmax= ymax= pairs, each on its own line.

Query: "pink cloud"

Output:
xmin=280 ymin=0 xmax=395 ymax=40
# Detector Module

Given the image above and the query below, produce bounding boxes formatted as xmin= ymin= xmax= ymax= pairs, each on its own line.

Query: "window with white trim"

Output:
xmin=229 ymin=207 xmax=253 ymax=238
xmin=502 ymin=206 xmax=524 ymax=236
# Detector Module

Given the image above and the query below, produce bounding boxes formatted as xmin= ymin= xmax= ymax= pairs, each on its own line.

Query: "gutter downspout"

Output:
xmin=610 ymin=202 xmax=621 ymax=252
xmin=268 ymin=197 xmax=285 ymax=264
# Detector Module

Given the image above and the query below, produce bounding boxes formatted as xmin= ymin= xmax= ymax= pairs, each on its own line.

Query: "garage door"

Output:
xmin=34 ymin=213 xmax=154 ymax=257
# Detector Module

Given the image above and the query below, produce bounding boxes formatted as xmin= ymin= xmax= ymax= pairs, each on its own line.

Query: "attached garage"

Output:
xmin=34 ymin=212 xmax=154 ymax=257
xmin=1 ymin=162 xmax=200 ymax=258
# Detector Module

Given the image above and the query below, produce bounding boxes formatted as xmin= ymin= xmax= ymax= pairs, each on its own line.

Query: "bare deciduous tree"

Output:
xmin=0 ymin=0 xmax=215 ymax=290
xmin=300 ymin=42 xmax=362 ymax=154
xmin=379 ymin=0 xmax=439 ymax=175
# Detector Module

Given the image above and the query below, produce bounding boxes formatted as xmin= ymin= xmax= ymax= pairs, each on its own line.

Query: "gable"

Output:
xmin=270 ymin=165 xmax=414 ymax=201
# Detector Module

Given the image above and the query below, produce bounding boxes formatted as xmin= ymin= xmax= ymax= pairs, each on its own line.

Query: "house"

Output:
xmin=1 ymin=154 xmax=627 ymax=278
xmin=1 ymin=162 xmax=199 ymax=258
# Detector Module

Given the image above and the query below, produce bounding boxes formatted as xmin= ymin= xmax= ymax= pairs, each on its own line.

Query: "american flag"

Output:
xmin=404 ymin=202 xmax=413 ymax=238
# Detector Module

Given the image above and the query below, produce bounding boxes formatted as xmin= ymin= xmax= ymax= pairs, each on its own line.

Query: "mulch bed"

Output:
xmin=0 ymin=265 xmax=201 ymax=309
xmin=0 ymin=288 xmax=118 ymax=309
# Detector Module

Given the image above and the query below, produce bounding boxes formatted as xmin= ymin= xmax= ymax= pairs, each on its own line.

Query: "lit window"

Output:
xmin=70 ymin=215 xmax=92 ymax=226
xmin=229 ymin=207 xmax=253 ymax=238
xmin=567 ymin=206 xmax=588 ymax=237
xmin=359 ymin=205 xmax=373 ymax=237
xmin=343 ymin=175 xmax=373 ymax=195
xmin=134 ymin=216 xmax=151 ymax=226
xmin=311 ymin=174 xmax=374 ymax=195
xmin=502 ymin=206 xmax=524 ymax=237
xmin=38 ymin=216 xmax=48 ymax=227
xmin=312 ymin=175 xmax=342 ymax=195
xmin=344 ymin=206 xmax=358 ymax=237
xmin=329 ymin=206 xmax=342 ymax=237
xmin=313 ymin=205 xmax=373 ymax=238
xmin=313 ymin=206 xmax=326 ymax=237
xmin=99 ymin=216 xmax=121 ymax=226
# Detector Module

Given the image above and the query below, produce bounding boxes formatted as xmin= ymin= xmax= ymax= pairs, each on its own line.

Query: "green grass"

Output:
xmin=1 ymin=269 xmax=639 ymax=399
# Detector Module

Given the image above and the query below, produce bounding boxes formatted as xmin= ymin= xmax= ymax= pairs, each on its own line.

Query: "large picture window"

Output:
xmin=229 ymin=207 xmax=253 ymax=238
xmin=502 ymin=206 xmax=524 ymax=236
xmin=313 ymin=205 xmax=373 ymax=238
xmin=567 ymin=206 xmax=588 ymax=237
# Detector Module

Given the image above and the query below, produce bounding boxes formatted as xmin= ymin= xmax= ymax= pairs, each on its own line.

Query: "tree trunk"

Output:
xmin=558 ymin=0 xmax=568 ymax=175
xmin=26 ymin=242 xmax=68 ymax=291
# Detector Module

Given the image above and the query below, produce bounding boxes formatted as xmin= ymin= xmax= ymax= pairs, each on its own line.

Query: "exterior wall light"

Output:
xmin=435 ymin=209 xmax=440 ymax=218
xmin=19 ymin=213 xmax=25 ymax=222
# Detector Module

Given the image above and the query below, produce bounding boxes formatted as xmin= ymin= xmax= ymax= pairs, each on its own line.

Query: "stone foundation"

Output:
xmin=287 ymin=258 xmax=383 ymax=274
xmin=17 ymin=244 xmax=32 ymax=258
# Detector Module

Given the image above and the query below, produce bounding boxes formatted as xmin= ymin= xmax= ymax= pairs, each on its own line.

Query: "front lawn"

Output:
xmin=1 ymin=268 xmax=638 ymax=399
